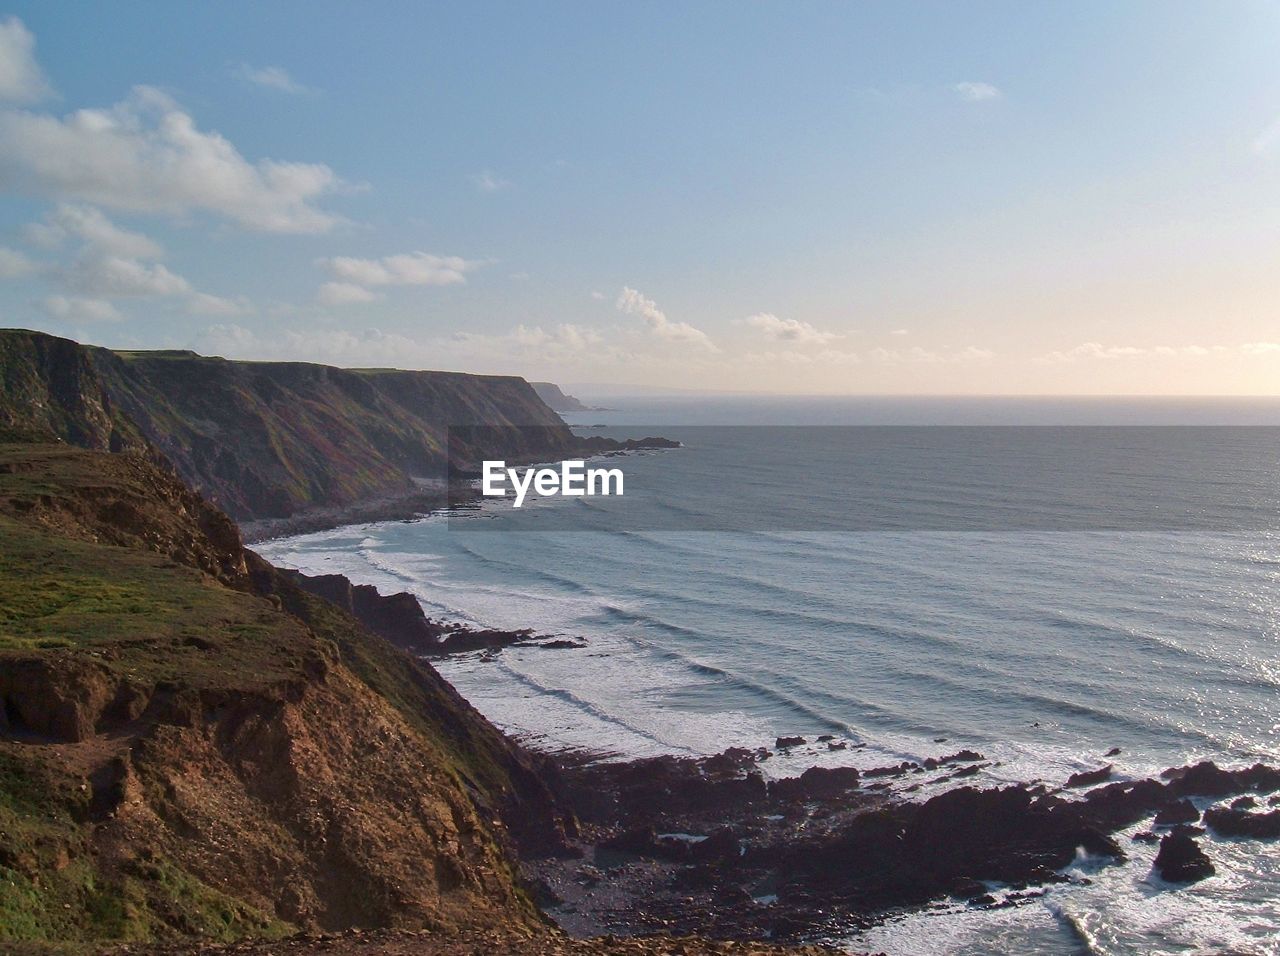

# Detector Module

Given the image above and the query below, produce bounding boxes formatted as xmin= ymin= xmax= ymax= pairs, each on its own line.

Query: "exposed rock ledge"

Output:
xmin=281 ymin=568 xmax=546 ymax=655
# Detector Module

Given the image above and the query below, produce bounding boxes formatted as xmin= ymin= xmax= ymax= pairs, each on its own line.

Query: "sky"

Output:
xmin=0 ymin=1 xmax=1279 ymax=394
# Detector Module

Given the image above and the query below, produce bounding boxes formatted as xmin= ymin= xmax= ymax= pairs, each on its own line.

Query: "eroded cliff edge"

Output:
xmin=0 ymin=441 xmax=576 ymax=944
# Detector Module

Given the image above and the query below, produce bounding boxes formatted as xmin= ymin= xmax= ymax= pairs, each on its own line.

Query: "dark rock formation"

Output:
xmin=281 ymin=569 xmax=533 ymax=655
xmin=1203 ymin=806 xmax=1280 ymax=839
xmin=540 ymin=752 xmax=1280 ymax=942
xmin=1154 ymin=828 xmax=1215 ymax=882
xmin=1154 ymin=798 xmax=1201 ymax=826
xmin=579 ymin=435 xmax=682 ymax=452
xmin=1065 ymin=765 xmax=1113 ymax=788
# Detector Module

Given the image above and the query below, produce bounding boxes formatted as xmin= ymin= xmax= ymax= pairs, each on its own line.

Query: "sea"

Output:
xmin=257 ymin=396 xmax=1280 ymax=956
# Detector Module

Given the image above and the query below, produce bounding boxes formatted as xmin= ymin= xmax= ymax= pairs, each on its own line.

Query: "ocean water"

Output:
xmin=258 ymin=397 xmax=1280 ymax=956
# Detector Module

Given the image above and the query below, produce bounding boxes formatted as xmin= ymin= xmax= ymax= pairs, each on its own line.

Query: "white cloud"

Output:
xmin=0 ymin=17 xmax=51 ymax=103
xmin=744 ymin=348 xmax=863 ymax=367
xmin=66 ymin=254 xmax=190 ymax=298
xmin=508 ymin=271 xmax=531 ymax=281
xmin=319 ymin=251 xmax=481 ymax=288
xmin=186 ymin=292 xmax=249 ymax=316
xmin=26 ymin=203 xmax=164 ymax=258
xmin=23 ymin=203 xmax=250 ymax=315
xmin=590 ymin=290 xmax=606 ymax=300
xmin=513 ymin=323 xmax=602 ymax=351
xmin=1040 ymin=342 xmax=1164 ymax=363
xmin=194 ymin=322 xmax=258 ymax=355
xmin=616 ymin=286 xmax=717 ymax=351
xmin=41 ymin=294 xmax=121 ymax=322
xmin=869 ymin=345 xmax=994 ymax=364
xmin=449 ymin=323 xmax=621 ymax=368
xmin=455 ymin=323 xmax=603 ymax=353
xmin=741 ymin=312 xmax=840 ymax=344
xmin=1241 ymin=342 xmax=1280 ymax=355
xmin=890 ymin=328 xmax=909 ymax=336
xmin=0 ymin=245 xmax=36 ymax=278
xmin=317 ymin=280 xmax=381 ymax=305
xmin=952 ymin=81 xmax=1001 ymax=102
xmin=471 ymin=170 xmax=511 ymax=192
xmin=236 ymin=64 xmax=308 ymax=94
xmin=1039 ymin=341 xmax=1280 ymax=363
xmin=0 ymin=85 xmax=344 ymax=232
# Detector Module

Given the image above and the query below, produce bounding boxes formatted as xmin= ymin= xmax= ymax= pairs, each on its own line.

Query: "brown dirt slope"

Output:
xmin=0 ymin=443 xmax=550 ymax=946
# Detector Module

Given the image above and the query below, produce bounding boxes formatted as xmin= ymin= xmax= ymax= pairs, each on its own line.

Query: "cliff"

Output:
xmin=88 ymin=348 xmax=578 ymax=521
xmin=0 ymin=441 xmax=569 ymax=945
xmin=530 ymin=383 xmax=596 ymax=413
xmin=0 ymin=330 xmax=580 ymax=522
xmin=0 ymin=330 xmax=147 ymax=452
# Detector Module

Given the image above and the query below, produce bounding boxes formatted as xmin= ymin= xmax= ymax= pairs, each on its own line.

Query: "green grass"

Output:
xmin=0 ymin=517 xmax=313 ymax=688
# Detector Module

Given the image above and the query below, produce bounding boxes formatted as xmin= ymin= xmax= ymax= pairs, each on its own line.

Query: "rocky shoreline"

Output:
xmin=240 ymin=488 xmax=465 ymax=544
xmin=524 ymin=745 xmax=1280 ymax=946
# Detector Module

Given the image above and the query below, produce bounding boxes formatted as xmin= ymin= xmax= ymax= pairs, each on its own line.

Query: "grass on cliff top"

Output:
xmin=0 ymin=443 xmax=151 ymax=500
xmin=0 ymin=515 xmax=314 ymax=688
xmin=0 ymin=443 xmax=324 ymax=686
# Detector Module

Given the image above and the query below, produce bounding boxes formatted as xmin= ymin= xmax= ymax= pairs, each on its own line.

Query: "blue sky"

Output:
xmin=1 ymin=1 xmax=1279 ymax=393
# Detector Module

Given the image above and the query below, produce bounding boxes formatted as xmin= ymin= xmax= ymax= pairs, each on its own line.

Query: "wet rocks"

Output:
xmin=769 ymin=766 xmax=861 ymax=802
xmin=1153 ymin=799 xmax=1200 ymax=826
xmin=921 ymin=750 xmax=984 ymax=770
xmin=541 ymin=749 xmax=1280 ymax=944
xmin=863 ymin=761 xmax=919 ymax=778
xmin=1154 ymin=827 xmax=1215 ymax=882
xmin=774 ymin=736 xmax=806 ymax=749
xmin=1064 ymin=765 xmax=1113 ymax=788
xmin=1203 ymin=806 xmax=1280 ymax=839
xmin=690 ymin=828 xmax=740 ymax=862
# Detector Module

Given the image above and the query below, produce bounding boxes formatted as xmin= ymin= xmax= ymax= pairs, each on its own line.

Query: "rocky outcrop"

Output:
xmin=1064 ymin=764 xmax=1113 ymax=788
xmin=1154 ymin=827 xmax=1215 ymax=882
xmin=0 ymin=442 xmax=248 ymax=586
xmin=539 ymin=748 xmax=1280 ymax=942
xmin=280 ymin=570 xmax=534 ymax=655
xmin=1203 ymin=805 xmax=1280 ymax=838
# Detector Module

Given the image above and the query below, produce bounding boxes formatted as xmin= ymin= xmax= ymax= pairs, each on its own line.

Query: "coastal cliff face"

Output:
xmin=0 ymin=330 xmax=147 ymax=452
xmin=0 ymin=441 xmax=565 ymax=944
xmin=0 ymin=329 xmax=578 ymax=521
xmin=89 ymin=346 xmax=576 ymax=520
xmin=530 ymin=382 xmax=594 ymax=413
